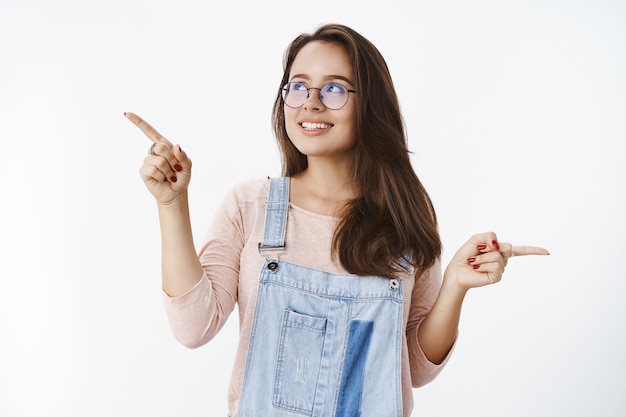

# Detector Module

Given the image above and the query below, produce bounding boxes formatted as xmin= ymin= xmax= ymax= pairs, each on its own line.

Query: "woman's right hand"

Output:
xmin=125 ymin=112 xmax=192 ymax=206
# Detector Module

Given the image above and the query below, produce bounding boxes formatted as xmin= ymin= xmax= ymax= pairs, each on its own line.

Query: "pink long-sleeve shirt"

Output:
xmin=163 ymin=177 xmax=452 ymax=416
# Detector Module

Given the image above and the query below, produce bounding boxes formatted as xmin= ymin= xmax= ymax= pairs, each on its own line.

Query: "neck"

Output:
xmin=290 ymin=157 xmax=356 ymax=216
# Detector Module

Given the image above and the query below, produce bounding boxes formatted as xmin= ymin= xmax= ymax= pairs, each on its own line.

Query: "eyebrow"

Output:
xmin=289 ymin=73 xmax=355 ymax=87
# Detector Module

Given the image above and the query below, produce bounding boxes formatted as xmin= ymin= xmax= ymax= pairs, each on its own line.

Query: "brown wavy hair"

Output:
xmin=272 ymin=23 xmax=441 ymax=278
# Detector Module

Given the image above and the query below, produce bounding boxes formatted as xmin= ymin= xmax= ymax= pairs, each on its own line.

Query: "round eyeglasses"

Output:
xmin=281 ymin=82 xmax=357 ymax=110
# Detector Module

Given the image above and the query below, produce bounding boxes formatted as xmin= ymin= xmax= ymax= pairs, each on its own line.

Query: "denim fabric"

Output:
xmin=237 ymin=178 xmax=403 ymax=417
xmin=336 ymin=320 xmax=374 ymax=417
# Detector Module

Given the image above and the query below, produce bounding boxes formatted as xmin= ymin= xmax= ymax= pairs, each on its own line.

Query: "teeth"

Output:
xmin=301 ymin=122 xmax=331 ymax=130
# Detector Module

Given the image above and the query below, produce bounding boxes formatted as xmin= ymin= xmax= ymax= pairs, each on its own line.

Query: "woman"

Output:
xmin=126 ymin=23 xmax=548 ymax=417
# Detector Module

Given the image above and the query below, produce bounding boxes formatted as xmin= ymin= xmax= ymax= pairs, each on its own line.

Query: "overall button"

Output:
xmin=267 ymin=261 xmax=279 ymax=272
xmin=389 ymin=279 xmax=400 ymax=290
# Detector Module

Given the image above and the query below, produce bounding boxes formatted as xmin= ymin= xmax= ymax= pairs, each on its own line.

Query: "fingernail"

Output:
xmin=467 ymin=257 xmax=476 ymax=264
xmin=477 ymin=244 xmax=487 ymax=251
xmin=174 ymin=164 xmax=182 ymax=172
xmin=473 ymin=264 xmax=480 ymax=270
xmin=492 ymin=240 xmax=500 ymax=250
xmin=170 ymin=175 xmax=177 ymax=182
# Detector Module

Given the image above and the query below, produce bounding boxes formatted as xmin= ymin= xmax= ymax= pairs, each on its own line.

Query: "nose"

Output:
xmin=303 ymin=87 xmax=324 ymax=111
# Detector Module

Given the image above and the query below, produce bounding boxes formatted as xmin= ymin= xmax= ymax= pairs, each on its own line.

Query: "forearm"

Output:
xmin=157 ymin=193 xmax=204 ymax=297
xmin=417 ymin=277 xmax=467 ymax=364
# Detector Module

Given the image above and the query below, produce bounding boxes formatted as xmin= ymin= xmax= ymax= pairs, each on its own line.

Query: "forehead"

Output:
xmin=289 ymin=41 xmax=353 ymax=82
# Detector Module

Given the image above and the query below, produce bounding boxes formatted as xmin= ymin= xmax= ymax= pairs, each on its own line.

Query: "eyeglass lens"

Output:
xmin=282 ymin=82 xmax=351 ymax=110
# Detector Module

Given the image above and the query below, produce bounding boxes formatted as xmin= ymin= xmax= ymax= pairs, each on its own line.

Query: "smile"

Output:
xmin=301 ymin=122 xmax=333 ymax=130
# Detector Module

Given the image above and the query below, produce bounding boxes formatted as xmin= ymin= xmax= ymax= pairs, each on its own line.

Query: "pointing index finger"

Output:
xmin=124 ymin=112 xmax=173 ymax=146
xmin=511 ymin=245 xmax=550 ymax=257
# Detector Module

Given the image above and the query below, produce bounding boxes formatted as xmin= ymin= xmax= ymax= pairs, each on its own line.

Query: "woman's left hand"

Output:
xmin=444 ymin=232 xmax=550 ymax=291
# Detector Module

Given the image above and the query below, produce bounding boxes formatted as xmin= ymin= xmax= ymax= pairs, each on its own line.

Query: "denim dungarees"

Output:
xmin=237 ymin=177 xmax=410 ymax=417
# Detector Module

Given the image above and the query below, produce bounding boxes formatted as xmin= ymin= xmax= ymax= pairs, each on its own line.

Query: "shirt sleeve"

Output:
xmin=406 ymin=259 xmax=457 ymax=387
xmin=162 ymin=187 xmax=245 ymax=349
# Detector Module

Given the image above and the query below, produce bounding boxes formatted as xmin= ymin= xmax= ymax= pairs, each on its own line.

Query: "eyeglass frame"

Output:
xmin=281 ymin=81 xmax=357 ymax=110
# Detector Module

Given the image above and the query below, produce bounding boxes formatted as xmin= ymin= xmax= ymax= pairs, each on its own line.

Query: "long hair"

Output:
xmin=272 ymin=23 xmax=441 ymax=277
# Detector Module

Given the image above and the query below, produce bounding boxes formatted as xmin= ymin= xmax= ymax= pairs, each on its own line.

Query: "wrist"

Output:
xmin=441 ymin=273 xmax=470 ymax=301
xmin=157 ymin=192 xmax=189 ymax=211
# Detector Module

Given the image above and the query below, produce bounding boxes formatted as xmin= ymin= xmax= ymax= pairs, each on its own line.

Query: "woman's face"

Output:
xmin=284 ymin=41 xmax=357 ymax=165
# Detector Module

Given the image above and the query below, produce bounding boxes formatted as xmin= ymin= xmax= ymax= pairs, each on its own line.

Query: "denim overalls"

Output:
xmin=237 ymin=177 xmax=410 ymax=417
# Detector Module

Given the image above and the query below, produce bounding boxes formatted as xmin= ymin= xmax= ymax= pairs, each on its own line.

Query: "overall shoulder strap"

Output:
xmin=258 ymin=177 xmax=290 ymax=253
xmin=393 ymin=250 xmax=415 ymax=275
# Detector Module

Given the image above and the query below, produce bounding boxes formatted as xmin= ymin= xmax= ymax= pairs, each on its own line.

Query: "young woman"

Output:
xmin=126 ymin=23 xmax=548 ymax=417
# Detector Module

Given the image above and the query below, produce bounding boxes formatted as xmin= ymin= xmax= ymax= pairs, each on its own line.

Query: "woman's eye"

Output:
xmin=293 ymin=82 xmax=307 ymax=91
xmin=325 ymin=83 xmax=346 ymax=94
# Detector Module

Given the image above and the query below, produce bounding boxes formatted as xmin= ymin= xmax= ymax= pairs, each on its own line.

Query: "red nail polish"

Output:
xmin=477 ymin=244 xmax=487 ymax=251
xmin=473 ymin=264 xmax=480 ymax=270
xmin=492 ymin=240 xmax=500 ymax=250
xmin=170 ymin=175 xmax=177 ymax=182
xmin=174 ymin=164 xmax=182 ymax=172
xmin=467 ymin=257 xmax=476 ymax=263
